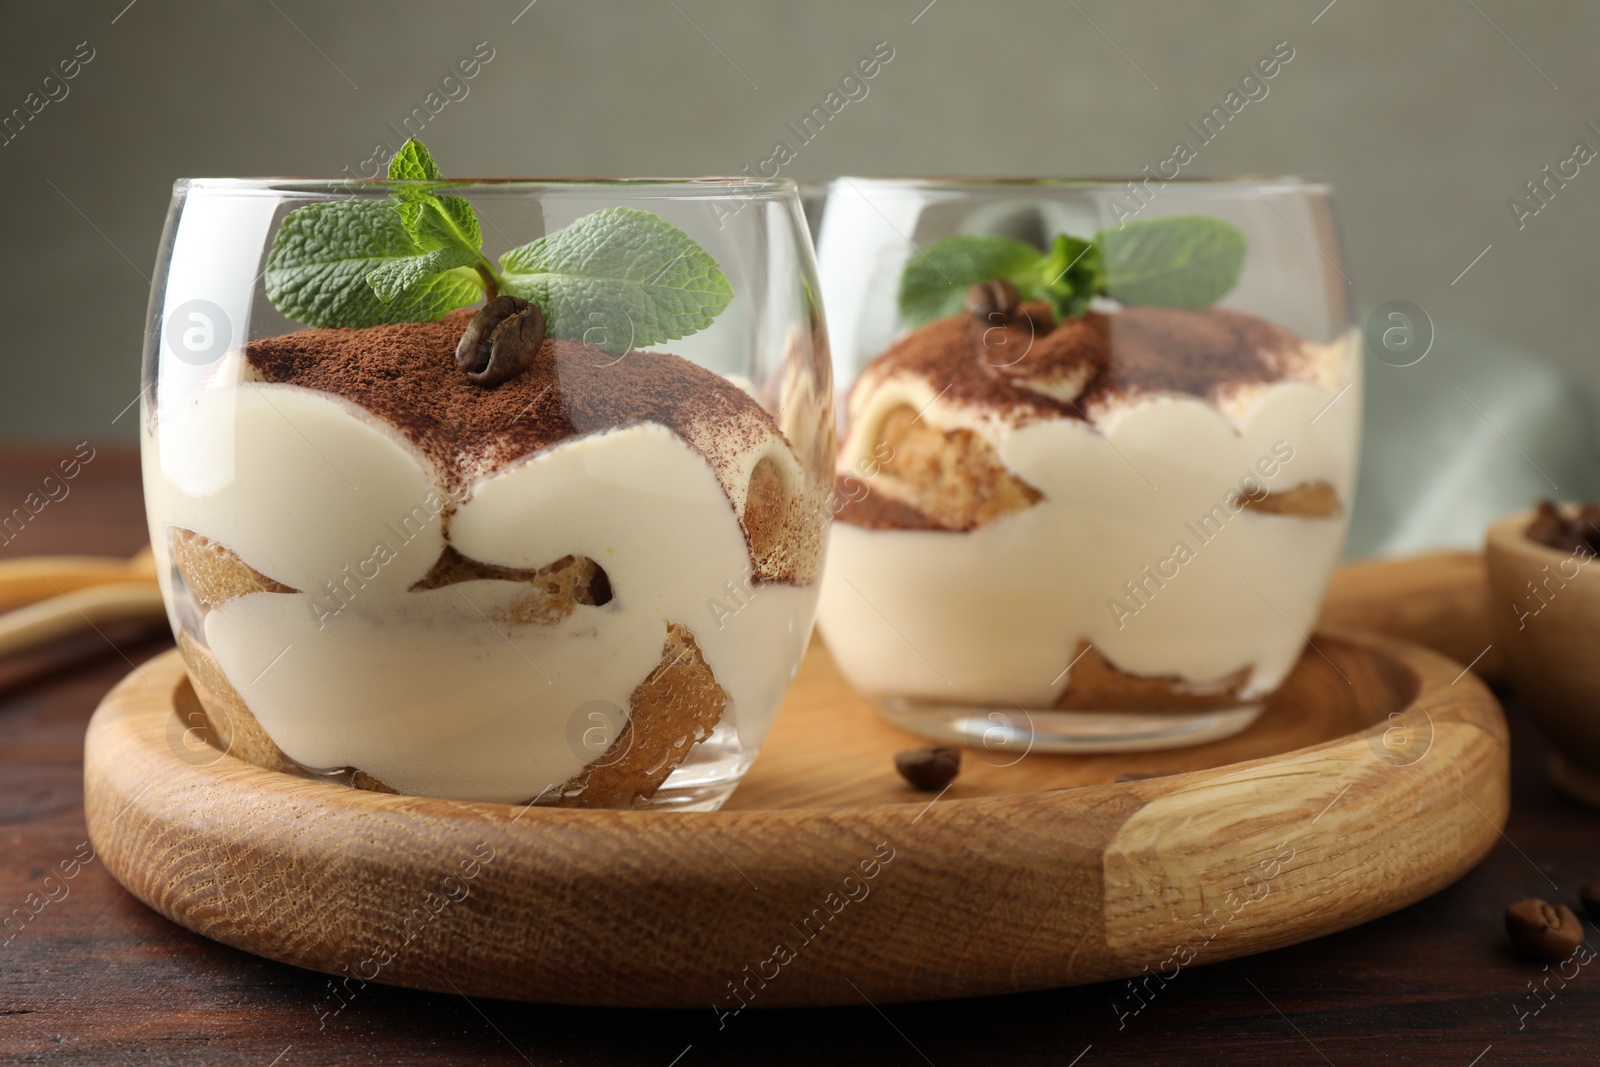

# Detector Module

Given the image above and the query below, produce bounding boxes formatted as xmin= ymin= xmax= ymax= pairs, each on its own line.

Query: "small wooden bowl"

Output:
xmin=1487 ymin=507 xmax=1600 ymax=805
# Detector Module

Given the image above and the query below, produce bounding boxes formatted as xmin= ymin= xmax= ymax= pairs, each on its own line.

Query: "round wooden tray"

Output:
xmin=85 ymin=627 xmax=1507 ymax=1008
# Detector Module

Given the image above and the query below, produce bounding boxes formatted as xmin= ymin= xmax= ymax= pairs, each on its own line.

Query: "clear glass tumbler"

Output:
xmin=813 ymin=177 xmax=1359 ymax=752
xmin=141 ymin=174 xmax=832 ymax=809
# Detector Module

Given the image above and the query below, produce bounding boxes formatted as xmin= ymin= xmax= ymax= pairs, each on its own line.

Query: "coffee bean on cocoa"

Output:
xmin=964 ymin=279 xmax=1020 ymax=321
xmin=456 ymin=294 xmax=546 ymax=387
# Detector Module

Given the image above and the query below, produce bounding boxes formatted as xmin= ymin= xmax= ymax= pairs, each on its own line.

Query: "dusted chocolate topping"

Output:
xmin=245 ymin=309 xmax=778 ymax=492
xmin=1094 ymin=306 xmax=1301 ymax=403
xmin=862 ymin=301 xmax=1306 ymax=425
xmin=836 ymin=302 xmax=1323 ymax=534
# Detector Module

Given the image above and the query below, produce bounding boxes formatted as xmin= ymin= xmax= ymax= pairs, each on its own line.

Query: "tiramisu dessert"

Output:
xmin=142 ymin=141 xmax=827 ymax=806
xmin=816 ymin=219 xmax=1359 ymax=744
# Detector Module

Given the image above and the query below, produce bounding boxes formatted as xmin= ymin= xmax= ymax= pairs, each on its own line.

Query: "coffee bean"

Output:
xmin=1576 ymin=505 xmax=1600 ymax=549
xmin=895 ymin=745 xmax=960 ymax=791
xmin=1506 ymin=898 xmax=1585 ymax=962
xmin=456 ymin=295 xmax=546 ymax=387
xmin=1525 ymin=499 xmax=1593 ymax=554
xmin=964 ymin=279 xmax=1020 ymax=321
xmin=1579 ymin=884 xmax=1600 ymax=919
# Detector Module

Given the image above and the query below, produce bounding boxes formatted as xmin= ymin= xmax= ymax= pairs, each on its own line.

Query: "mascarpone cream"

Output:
xmin=816 ymin=303 xmax=1359 ymax=709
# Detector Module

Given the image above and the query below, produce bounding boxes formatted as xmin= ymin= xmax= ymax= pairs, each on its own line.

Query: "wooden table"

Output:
xmin=2 ymin=446 xmax=1596 ymax=1066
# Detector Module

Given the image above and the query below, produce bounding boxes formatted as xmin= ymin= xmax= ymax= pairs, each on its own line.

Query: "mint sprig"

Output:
xmin=376 ymin=139 xmax=496 ymax=296
xmin=1097 ymin=217 xmax=1246 ymax=309
xmin=897 ymin=235 xmax=1046 ymax=325
xmin=263 ymin=138 xmax=732 ymax=352
xmin=501 ymin=207 xmax=733 ymax=349
xmin=262 ymin=201 xmax=483 ymax=328
xmin=896 ymin=216 xmax=1245 ymax=327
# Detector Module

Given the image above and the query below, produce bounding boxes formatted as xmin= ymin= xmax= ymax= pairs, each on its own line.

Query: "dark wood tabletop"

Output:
xmin=1 ymin=445 xmax=1596 ymax=1066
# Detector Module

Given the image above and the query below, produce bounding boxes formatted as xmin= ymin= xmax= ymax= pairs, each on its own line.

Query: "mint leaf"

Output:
xmin=367 ymin=245 xmax=480 ymax=304
xmin=264 ymin=139 xmax=732 ymax=344
xmin=383 ymin=139 xmax=486 ymax=275
xmin=1039 ymin=234 xmax=1104 ymax=321
xmin=1097 ymin=216 xmax=1245 ymax=309
xmin=385 ymin=139 xmax=486 ymax=262
xmin=387 ymin=139 xmax=442 ymax=183
xmin=265 ymin=201 xmax=480 ymax=327
xmin=408 ymin=195 xmax=483 ymax=255
xmin=894 ymin=217 xmax=1248 ymax=327
xmin=499 ymin=207 xmax=732 ymax=352
xmin=897 ymin=235 xmax=1046 ymax=327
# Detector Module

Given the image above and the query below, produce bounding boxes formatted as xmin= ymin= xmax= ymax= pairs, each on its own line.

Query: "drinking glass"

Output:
xmin=141 ymin=176 xmax=832 ymax=809
xmin=813 ymin=177 xmax=1358 ymax=752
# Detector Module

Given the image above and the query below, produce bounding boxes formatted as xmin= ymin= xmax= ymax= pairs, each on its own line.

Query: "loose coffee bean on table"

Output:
xmin=1505 ymin=898 xmax=1585 ymax=963
xmin=895 ymin=746 xmax=961 ymax=791
xmin=1579 ymin=883 xmax=1600 ymax=920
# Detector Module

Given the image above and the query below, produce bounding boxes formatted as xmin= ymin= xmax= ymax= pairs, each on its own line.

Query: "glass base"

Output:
xmin=636 ymin=732 xmax=754 ymax=811
xmin=630 ymin=781 xmax=742 ymax=812
xmin=878 ymin=698 xmax=1266 ymax=755
xmin=187 ymin=684 xmax=757 ymax=812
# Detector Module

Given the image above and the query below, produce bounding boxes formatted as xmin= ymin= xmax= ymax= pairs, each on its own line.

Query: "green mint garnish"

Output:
xmin=896 ymin=215 xmax=1245 ymax=327
xmin=263 ymin=201 xmax=483 ymax=328
xmin=898 ymin=234 xmax=1050 ymax=326
xmin=1096 ymin=217 xmax=1246 ymax=309
xmin=500 ymin=207 xmax=733 ymax=349
xmin=379 ymin=139 xmax=493 ymax=290
xmin=263 ymin=138 xmax=732 ymax=352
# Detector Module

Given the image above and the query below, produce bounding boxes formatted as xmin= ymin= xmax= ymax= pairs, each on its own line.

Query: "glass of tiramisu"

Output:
xmin=141 ymin=143 xmax=832 ymax=809
xmin=814 ymin=178 xmax=1359 ymax=751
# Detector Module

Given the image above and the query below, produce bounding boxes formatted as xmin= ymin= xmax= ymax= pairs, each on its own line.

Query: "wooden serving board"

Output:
xmin=1319 ymin=550 xmax=1504 ymax=685
xmin=84 ymin=624 xmax=1507 ymax=1009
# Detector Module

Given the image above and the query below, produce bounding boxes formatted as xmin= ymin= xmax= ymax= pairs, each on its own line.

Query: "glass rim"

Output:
xmin=827 ymin=174 xmax=1332 ymax=193
xmin=173 ymin=176 xmax=798 ymax=199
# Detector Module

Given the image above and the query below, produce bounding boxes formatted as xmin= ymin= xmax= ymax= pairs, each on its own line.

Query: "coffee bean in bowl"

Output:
xmin=1524 ymin=499 xmax=1600 ymax=554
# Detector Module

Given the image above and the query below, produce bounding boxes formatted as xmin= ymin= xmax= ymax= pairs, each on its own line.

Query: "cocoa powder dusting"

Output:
xmin=1094 ymin=306 xmax=1297 ymax=403
xmin=862 ymin=302 xmax=1305 ymax=425
xmin=245 ymin=309 xmax=774 ymax=490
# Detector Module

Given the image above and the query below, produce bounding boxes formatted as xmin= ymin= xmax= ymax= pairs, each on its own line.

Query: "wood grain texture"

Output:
xmin=1320 ymin=549 xmax=1504 ymax=683
xmin=0 ymin=549 xmax=154 ymax=610
xmin=4 ymin=447 xmax=1595 ymax=1065
xmin=0 ymin=581 xmax=164 ymax=659
xmin=1486 ymin=509 xmax=1600 ymax=804
xmin=84 ymin=626 xmax=1507 ymax=1008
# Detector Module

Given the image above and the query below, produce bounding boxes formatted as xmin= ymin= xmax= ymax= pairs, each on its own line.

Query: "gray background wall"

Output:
xmin=1 ymin=0 xmax=1596 ymax=442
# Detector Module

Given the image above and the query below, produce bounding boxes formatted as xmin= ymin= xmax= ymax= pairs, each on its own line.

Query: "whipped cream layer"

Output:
xmin=143 ymin=360 xmax=818 ymax=803
xmin=816 ymin=317 xmax=1360 ymax=708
